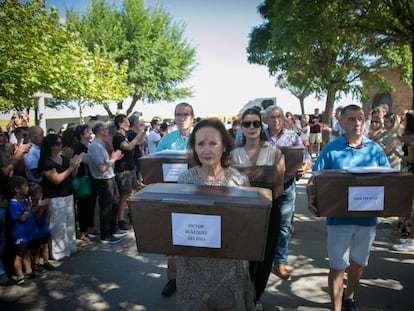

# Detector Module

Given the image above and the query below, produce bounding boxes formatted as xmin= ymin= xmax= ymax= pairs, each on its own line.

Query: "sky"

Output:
xmin=42 ymin=0 xmax=353 ymax=120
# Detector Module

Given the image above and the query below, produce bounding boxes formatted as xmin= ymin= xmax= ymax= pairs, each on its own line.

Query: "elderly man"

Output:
xmin=263 ymin=105 xmax=311 ymax=280
xmin=88 ymin=121 xmax=125 ymax=244
xmin=23 ymin=125 xmax=44 ymax=183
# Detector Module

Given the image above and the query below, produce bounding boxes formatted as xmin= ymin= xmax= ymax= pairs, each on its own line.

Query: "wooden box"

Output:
xmin=232 ymin=165 xmax=276 ymax=191
xmin=279 ymin=146 xmax=305 ymax=177
xmin=128 ymin=183 xmax=272 ymax=261
xmin=139 ymin=151 xmax=194 ymax=184
xmin=313 ymin=170 xmax=414 ymax=217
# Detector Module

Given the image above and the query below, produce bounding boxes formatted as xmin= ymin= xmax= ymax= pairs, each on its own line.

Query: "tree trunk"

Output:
xmin=411 ymin=39 xmax=414 ymax=110
xmin=79 ymin=99 xmax=84 ymax=125
xmin=101 ymin=103 xmax=115 ymax=119
xmin=126 ymin=93 xmax=141 ymax=116
xmin=299 ymin=96 xmax=305 ymax=115
xmin=323 ymin=84 xmax=337 ymax=126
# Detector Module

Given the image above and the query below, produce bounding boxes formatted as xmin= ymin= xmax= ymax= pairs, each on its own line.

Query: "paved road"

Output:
xmin=0 ymin=174 xmax=412 ymax=310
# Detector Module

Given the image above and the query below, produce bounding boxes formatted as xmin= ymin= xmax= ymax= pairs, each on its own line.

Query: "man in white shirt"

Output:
xmin=23 ymin=126 xmax=44 ymax=182
xmin=146 ymin=117 xmax=162 ymax=154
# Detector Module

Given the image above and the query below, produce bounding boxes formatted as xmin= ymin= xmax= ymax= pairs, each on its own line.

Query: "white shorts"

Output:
xmin=327 ymin=225 xmax=376 ymax=270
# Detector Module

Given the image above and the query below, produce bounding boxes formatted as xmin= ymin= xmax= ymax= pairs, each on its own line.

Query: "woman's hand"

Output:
xmin=70 ymin=154 xmax=82 ymax=168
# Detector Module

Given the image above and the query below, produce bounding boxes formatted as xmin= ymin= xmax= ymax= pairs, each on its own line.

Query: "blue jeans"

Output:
xmin=0 ymin=207 xmax=6 ymax=275
xmin=273 ymin=178 xmax=296 ymax=266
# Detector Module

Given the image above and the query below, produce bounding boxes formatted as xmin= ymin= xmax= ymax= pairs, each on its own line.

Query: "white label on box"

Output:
xmin=162 ymin=163 xmax=188 ymax=182
xmin=348 ymin=186 xmax=384 ymax=211
xmin=171 ymin=213 xmax=221 ymax=248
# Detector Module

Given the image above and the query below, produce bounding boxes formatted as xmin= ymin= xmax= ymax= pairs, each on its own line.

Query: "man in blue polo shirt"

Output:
xmin=156 ymin=102 xmax=194 ymax=152
xmin=156 ymin=102 xmax=195 ymax=297
xmin=307 ymin=104 xmax=389 ymax=311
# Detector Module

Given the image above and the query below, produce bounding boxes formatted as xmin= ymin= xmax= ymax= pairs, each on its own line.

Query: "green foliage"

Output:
xmin=0 ymin=0 xmax=196 ymax=120
xmin=248 ymin=0 xmax=414 ymax=122
xmin=0 ymin=0 xmax=64 ymax=111
xmin=0 ymin=0 xmax=129 ymax=120
xmin=65 ymin=0 xmax=196 ymax=116
xmin=353 ymin=0 xmax=413 ymax=89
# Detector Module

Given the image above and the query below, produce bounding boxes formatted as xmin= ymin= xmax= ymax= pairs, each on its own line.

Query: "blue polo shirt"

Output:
xmin=313 ymin=135 xmax=390 ymax=226
xmin=156 ymin=130 xmax=191 ymax=151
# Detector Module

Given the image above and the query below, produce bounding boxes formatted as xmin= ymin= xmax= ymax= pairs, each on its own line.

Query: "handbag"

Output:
xmin=71 ymin=164 xmax=92 ymax=198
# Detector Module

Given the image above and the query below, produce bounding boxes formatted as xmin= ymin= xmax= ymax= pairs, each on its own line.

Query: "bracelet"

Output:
xmin=24 ymin=211 xmax=29 ymax=215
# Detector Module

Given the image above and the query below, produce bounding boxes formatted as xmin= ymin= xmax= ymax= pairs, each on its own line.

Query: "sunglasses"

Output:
xmin=242 ymin=120 xmax=261 ymax=128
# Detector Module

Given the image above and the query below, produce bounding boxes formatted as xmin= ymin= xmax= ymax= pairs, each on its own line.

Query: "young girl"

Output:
xmin=5 ymin=176 xmax=39 ymax=286
xmin=29 ymin=182 xmax=55 ymax=271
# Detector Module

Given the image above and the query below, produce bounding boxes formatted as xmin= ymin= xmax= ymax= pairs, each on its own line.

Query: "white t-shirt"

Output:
xmin=146 ymin=131 xmax=161 ymax=154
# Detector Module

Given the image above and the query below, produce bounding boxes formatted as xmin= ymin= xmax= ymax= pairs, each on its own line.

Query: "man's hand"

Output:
xmin=296 ymin=162 xmax=309 ymax=179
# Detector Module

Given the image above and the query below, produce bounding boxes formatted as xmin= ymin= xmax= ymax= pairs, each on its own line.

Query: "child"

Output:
xmin=28 ymin=182 xmax=54 ymax=272
xmin=5 ymin=176 xmax=39 ymax=286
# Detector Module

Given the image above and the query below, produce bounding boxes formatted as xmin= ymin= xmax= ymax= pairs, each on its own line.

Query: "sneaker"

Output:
xmin=24 ymin=272 xmax=39 ymax=280
xmin=100 ymin=235 xmax=122 ymax=244
xmin=112 ymin=229 xmax=128 ymax=238
xmin=118 ymin=220 xmax=130 ymax=231
xmin=33 ymin=264 xmax=45 ymax=273
xmin=16 ymin=277 xmax=32 ymax=287
xmin=343 ymin=298 xmax=358 ymax=311
xmin=42 ymin=262 xmax=55 ymax=271
xmin=392 ymin=238 xmax=414 ymax=252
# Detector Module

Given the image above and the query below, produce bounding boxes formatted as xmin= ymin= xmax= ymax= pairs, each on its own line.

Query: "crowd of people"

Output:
xmin=0 ymin=102 xmax=413 ymax=311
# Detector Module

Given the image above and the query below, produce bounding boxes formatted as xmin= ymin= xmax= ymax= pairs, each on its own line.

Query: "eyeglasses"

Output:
xmin=175 ymin=113 xmax=191 ymax=118
xmin=268 ymin=115 xmax=284 ymax=120
xmin=242 ymin=120 xmax=261 ymax=128
xmin=55 ymin=141 xmax=62 ymax=146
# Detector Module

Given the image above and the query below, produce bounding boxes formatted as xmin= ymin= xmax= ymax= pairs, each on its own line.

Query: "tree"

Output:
xmin=248 ymin=0 xmax=392 ymax=125
xmin=65 ymin=0 xmax=196 ymax=118
xmin=0 ymin=0 xmax=132 ymax=123
xmin=276 ymin=74 xmax=316 ymax=116
xmin=0 ymin=0 xmax=68 ymax=112
xmin=353 ymin=0 xmax=414 ymax=108
xmin=49 ymin=40 xmax=131 ymax=124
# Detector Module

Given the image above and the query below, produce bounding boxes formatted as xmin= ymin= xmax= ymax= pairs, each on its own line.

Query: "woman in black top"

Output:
xmin=38 ymin=134 xmax=81 ymax=260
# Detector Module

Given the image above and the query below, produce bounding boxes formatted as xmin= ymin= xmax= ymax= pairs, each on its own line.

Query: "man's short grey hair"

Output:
xmin=128 ymin=112 xmax=141 ymax=125
xmin=263 ymin=105 xmax=284 ymax=122
xmin=92 ymin=121 xmax=105 ymax=135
